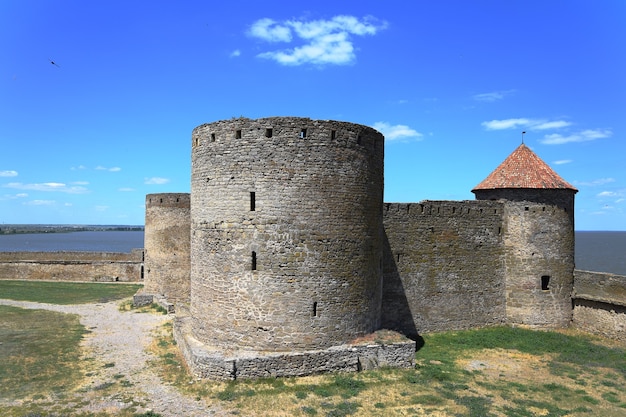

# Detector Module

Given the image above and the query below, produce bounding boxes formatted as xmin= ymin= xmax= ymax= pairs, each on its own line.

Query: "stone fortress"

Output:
xmin=135 ymin=116 xmax=626 ymax=380
xmin=2 ymin=115 xmax=622 ymax=379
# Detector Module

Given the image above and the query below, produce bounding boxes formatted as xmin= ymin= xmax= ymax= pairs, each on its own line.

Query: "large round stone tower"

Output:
xmin=472 ymin=144 xmax=577 ymax=328
xmin=190 ymin=117 xmax=384 ymax=352
xmin=144 ymin=193 xmax=191 ymax=303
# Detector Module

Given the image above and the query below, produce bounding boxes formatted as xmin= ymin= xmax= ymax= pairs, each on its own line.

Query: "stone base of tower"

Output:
xmin=173 ymin=313 xmax=415 ymax=380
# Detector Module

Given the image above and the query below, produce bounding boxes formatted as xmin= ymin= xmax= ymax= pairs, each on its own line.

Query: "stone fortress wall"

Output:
xmin=0 ymin=250 xmax=143 ymax=282
xmin=382 ymin=200 xmax=507 ymax=338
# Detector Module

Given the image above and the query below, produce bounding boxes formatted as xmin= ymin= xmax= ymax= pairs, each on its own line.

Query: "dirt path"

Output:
xmin=0 ymin=298 xmax=226 ymax=416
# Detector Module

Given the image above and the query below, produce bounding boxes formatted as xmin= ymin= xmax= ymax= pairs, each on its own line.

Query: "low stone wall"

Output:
xmin=572 ymin=270 xmax=626 ymax=342
xmin=0 ymin=250 xmax=144 ymax=282
xmin=174 ymin=314 xmax=415 ymax=380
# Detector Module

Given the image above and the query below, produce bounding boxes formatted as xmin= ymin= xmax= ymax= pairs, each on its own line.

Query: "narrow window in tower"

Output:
xmin=251 ymin=251 xmax=257 ymax=271
xmin=236 ymin=129 xmax=242 ymax=139
xmin=541 ymin=275 xmax=551 ymax=291
xmin=300 ymin=128 xmax=307 ymax=138
xmin=140 ymin=265 xmax=144 ymax=280
xmin=211 ymin=133 xmax=216 ymax=142
xmin=312 ymin=302 xmax=318 ymax=317
xmin=250 ymin=192 xmax=256 ymax=211
xmin=331 ymin=130 xmax=336 ymax=140
xmin=357 ymin=135 xmax=362 ymax=145
xmin=265 ymin=128 xmax=273 ymax=138
xmin=160 ymin=198 xmax=163 ymax=203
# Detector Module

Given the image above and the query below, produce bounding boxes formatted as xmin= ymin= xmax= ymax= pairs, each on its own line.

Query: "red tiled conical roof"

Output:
xmin=472 ymin=144 xmax=578 ymax=192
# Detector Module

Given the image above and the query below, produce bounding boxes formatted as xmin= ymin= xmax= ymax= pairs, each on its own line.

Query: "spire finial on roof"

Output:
xmin=521 ymin=131 xmax=526 ymax=144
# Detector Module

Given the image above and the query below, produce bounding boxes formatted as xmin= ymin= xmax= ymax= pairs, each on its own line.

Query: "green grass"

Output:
xmin=0 ymin=280 xmax=142 ymax=304
xmin=2 ymin=280 xmax=626 ymax=416
xmin=0 ymin=305 xmax=88 ymax=400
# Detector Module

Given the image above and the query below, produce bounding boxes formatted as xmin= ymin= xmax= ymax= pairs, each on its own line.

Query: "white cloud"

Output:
xmin=0 ymin=170 xmax=18 ymax=177
xmin=553 ymin=160 xmax=572 ymax=165
xmin=372 ymin=122 xmax=424 ymax=142
xmin=71 ymin=165 xmax=87 ymax=170
xmin=482 ymin=118 xmax=532 ymax=130
xmin=597 ymin=191 xmax=618 ymax=197
xmin=230 ymin=49 xmax=241 ymax=58
xmin=473 ymin=90 xmax=515 ymax=102
xmin=96 ymin=166 xmax=121 ymax=172
xmin=144 ymin=177 xmax=170 ymax=185
xmin=573 ymin=178 xmax=615 ymax=187
xmin=540 ymin=129 xmax=612 ymax=145
xmin=249 ymin=15 xmax=387 ymax=66
xmin=4 ymin=182 xmax=89 ymax=194
xmin=481 ymin=118 xmax=571 ymax=131
xmin=24 ymin=199 xmax=55 ymax=206
xmin=248 ymin=18 xmax=293 ymax=42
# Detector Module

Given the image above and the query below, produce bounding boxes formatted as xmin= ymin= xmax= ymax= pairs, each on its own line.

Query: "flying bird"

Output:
xmin=49 ymin=59 xmax=60 ymax=68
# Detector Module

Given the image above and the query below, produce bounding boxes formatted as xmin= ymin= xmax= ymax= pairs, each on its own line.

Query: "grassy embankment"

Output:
xmin=2 ymin=279 xmax=626 ymax=416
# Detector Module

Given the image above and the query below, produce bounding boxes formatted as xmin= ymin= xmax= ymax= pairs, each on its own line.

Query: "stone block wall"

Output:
xmin=0 ymin=250 xmax=143 ymax=282
xmin=190 ymin=117 xmax=384 ymax=352
xmin=382 ymin=200 xmax=506 ymax=338
xmin=500 ymin=194 xmax=575 ymax=328
xmin=572 ymin=270 xmax=626 ymax=342
xmin=144 ymin=193 xmax=191 ymax=303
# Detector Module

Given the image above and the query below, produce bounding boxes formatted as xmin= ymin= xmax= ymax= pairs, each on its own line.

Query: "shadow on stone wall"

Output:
xmin=381 ymin=231 xmax=421 ymax=348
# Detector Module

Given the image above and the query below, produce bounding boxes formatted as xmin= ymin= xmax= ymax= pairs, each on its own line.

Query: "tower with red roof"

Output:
xmin=473 ymin=144 xmax=578 ymax=328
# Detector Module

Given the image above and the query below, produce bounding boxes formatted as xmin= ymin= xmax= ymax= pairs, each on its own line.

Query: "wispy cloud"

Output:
xmin=597 ymin=191 xmax=618 ymax=198
xmin=248 ymin=15 xmax=387 ymax=66
xmin=96 ymin=166 xmax=122 ymax=172
xmin=553 ymin=160 xmax=572 ymax=165
xmin=230 ymin=49 xmax=241 ymax=58
xmin=24 ymin=199 xmax=56 ymax=206
xmin=540 ymin=129 xmax=612 ymax=145
xmin=144 ymin=177 xmax=170 ymax=185
xmin=573 ymin=178 xmax=615 ymax=187
xmin=4 ymin=182 xmax=89 ymax=194
xmin=481 ymin=118 xmax=572 ymax=131
xmin=473 ymin=90 xmax=515 ymax=102
xmin=0 ymin=170 xmax=18 ymax=177
xmin=372 ymin=122 xmax=423 ymax=142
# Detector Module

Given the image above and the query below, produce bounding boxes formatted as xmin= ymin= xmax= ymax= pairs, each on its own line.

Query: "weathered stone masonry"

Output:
xmin=189 ymin=117 xmax=384 ymax=352
xmin=0 ymin=250 xmax=143 ymax=282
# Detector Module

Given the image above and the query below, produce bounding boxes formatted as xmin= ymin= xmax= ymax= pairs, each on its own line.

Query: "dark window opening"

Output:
xmin=211 ymin=133 xmax=216 ymax=142
xmin=452 ymin=207 xmax=456 ymax=214
xmin=265 ymin=128 xmax=273 ymax=138
xmin=525 ymin=207 xmax=530 ymax=211
xmin=235 ymin=129 xmax=242 ymax=139
xmin=140 ymin=265 xmax=144 ymax=280
xmin=331 ymin=130 xmax=336 ymax=140
xmin=357 ymin=135 xmax=362 ymax=145
xmin=160 ymin=198 xmax=163 ymax=203
xmin=312 ymin=302 xmax=318 ymax=317
xmin=251 ymin=251 xmax=257 ymax=271
xmin=194 ymin=138 xmax=199 ymax=146
xmin=541 ymin=275 xmax=550 ymax=291
xmin=300 ymin=128 xmax=307 ymax=138
xmin=250 ymin=192 xmax=256 ymax=211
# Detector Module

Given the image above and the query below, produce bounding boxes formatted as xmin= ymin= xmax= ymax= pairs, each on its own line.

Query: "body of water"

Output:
xmin=0 ymin=230 xmax=623 ymax=275
xmin=0 ymin=231 xmax=144 ymax=253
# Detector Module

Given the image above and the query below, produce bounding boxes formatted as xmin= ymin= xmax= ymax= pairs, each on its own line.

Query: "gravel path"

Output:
xmin=0 ymin=298 xmax=226 ymax=416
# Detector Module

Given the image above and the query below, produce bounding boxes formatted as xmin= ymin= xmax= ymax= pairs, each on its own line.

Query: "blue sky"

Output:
xmin=1 ymin=1 xmax=624 ymax=230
